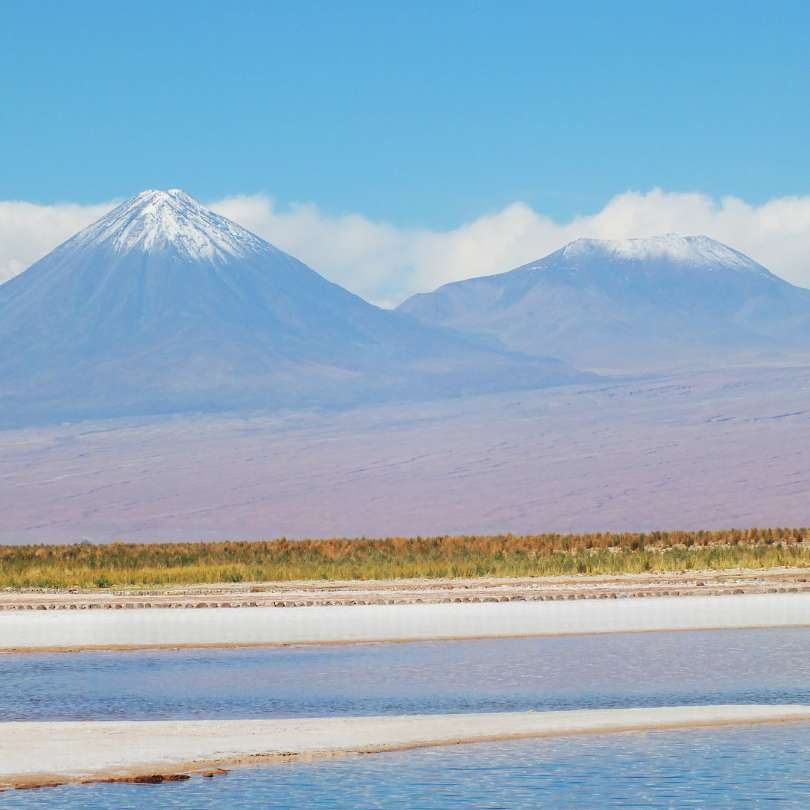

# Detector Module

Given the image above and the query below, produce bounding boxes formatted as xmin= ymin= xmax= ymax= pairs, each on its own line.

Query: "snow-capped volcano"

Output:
xmin=0 ymin=189 xmax=583 ymax=425
xmin=71 ymin=188 xmax=267 ymax=262
xmin=399 ymin=234 xmax=810 ymax=372
xmin=560 ymin=234 xmax=772 ymax=276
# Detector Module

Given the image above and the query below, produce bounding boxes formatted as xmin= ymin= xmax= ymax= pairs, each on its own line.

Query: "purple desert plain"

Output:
xmin=2 ymin=364 xmax=808 ymax=544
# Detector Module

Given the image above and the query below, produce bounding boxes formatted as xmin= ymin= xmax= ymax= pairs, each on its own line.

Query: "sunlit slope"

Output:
xmin=400 ymin=235 xmax=810 ymax=371
xmin=0 ymin=190 xmax=586 ymax=424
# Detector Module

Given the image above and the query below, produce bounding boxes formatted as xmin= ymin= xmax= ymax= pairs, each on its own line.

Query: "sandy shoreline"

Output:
xmin=4 ymin=568 xmax=809 ymax=612
xmin=2 ymin=591 xmax=810 ymax=653
xmin=3 ymin=705 xmax=810 ymax=790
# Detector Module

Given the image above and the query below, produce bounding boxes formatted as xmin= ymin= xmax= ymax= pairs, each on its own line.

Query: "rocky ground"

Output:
xmin=2 ymin=567 xmax=809 ymax=612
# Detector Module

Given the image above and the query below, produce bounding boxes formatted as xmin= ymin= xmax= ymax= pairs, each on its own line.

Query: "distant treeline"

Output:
xmin=2 ymin=528 xmax=809 ymax=589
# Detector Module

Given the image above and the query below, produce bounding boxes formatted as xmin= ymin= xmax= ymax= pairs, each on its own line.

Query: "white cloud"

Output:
xmin=2 ymin=189 xmax=810 ymax=306
xmin=0 ymin=200 xmax=116 ymax=284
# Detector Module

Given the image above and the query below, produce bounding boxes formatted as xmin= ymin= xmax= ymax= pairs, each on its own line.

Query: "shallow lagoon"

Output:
xmin=4 ymin=628 xmax=810 ymax=721
xmin=5 ymin=723 xmax=810 ymax=809
xmin=4 ymin=628 xmax=810 ymax=807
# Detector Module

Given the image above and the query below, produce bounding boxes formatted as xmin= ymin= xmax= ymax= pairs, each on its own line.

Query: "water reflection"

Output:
xmin=4 ymin=724 xmax=810 ymax=809
xmin=4 ymin=627 xmax=810 ymax=721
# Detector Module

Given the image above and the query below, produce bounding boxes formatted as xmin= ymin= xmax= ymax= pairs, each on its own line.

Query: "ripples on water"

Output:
xmin=5 ymin=724 xmax=810 ymax=809
xmin=4 ymin=628 xmax=810 ymax=807
xmin=3 ymin=628 xmax=810 ymax=720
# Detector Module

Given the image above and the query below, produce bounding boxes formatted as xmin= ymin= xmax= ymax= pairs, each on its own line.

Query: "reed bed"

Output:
xmin=1 ymin=529 xmax=810 ymax=589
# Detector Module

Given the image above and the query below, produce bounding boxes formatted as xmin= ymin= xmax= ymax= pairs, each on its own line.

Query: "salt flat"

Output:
xmin=3 ymin=592 xmax=810 ymax=652
xmin=1 ymin=365 xmax=809 ymax=544
xmin=3 ymin=705 xmax=809 ymax=789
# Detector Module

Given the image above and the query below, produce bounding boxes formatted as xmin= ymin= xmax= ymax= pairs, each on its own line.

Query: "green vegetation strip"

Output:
xmin=2 ymin=529 xmax=810 ymax=589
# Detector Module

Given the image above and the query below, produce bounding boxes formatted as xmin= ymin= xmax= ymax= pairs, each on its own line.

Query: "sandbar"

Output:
xmin=2 ymin=705 xmax=809 ymax=790
xmin=2 ymin=592 xmax=810 ymax=652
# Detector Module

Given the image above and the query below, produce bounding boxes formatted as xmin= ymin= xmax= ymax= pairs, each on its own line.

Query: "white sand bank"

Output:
xmin=2 ymin=592 xmax=810 ymax=652
xmin=3 ymin=705 xmax=810 ymax=789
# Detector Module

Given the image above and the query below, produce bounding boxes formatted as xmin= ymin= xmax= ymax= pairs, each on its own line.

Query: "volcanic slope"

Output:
xmin=0 ymin=189 xmax=584 ymax=424
xmin=399 ymin=235 xmax=810 ymax=371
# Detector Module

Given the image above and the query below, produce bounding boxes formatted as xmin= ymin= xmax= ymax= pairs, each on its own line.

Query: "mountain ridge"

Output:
xmin=399 ymin=234 xmax=810 ymax=372
xmin=558 ymin=234 xmax=774 ymax=275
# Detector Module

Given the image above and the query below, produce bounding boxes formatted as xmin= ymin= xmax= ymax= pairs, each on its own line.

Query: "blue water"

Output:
xmin=5 ymin=628 xmax=810 ymax=721
xmin=4 ymin=628 xmax=810 ymax=807
xmin=5 ymin=724 xmax=810 ymax=808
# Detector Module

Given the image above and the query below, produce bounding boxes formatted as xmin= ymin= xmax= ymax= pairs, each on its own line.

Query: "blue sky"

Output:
xmin=2 ymin=0 xmax=808 ymax=228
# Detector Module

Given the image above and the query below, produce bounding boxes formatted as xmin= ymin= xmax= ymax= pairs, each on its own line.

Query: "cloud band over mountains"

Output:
xmin=2 ymin=189 xmax=810 ymax=307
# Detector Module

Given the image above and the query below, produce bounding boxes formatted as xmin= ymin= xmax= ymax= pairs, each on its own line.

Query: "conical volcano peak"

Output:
xmin=559 ymin=234 xmax=771 ymax=275
xmin=69 ymin=188 xmax=268 ymax=263
xmin=0 ymin=186 xmax=585 ymax=425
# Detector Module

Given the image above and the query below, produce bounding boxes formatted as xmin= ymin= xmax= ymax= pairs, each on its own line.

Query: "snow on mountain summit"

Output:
xmin=398 ymin=232 xmax=810 ymax=372
xmin=560 ymin=234 xmax=771 ymax=276
xmin=70 ymin=188 xmax=268 ymax=263
xmin=0 ymin=188 xmax=584 ymax=424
